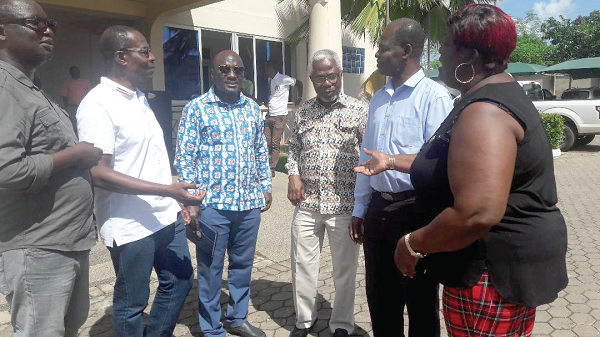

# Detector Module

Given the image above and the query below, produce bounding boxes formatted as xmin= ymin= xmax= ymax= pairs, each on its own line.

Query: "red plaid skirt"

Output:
xmin=443 ymin=271 xmax=536 ymax=337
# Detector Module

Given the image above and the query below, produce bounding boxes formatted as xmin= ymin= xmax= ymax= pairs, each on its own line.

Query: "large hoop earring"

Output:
xmin=454 ymin=63 xmax=475 ymax=84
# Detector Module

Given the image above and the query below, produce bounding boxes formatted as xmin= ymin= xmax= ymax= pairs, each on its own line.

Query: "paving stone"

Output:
xmin=572 ymin=325 xmax=600 ymax=337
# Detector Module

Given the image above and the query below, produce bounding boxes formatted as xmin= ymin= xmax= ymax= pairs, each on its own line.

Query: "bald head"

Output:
xmin=211 ymin=50 xmax=245 ymax=102
xmin=213 ymin=50 xmax=243 ymax=70
xmin=0 ymin=0 xmax=36 ymax=20
xmin=386 ymin=18 xmax=425 ymax=59
xmin=0 ymin=0 xmax=53 ymax=76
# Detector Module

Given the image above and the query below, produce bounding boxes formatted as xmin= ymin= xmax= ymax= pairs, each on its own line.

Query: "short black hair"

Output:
xmin=99 ymin=25 xmax=136 ymax=68
xmin=265 ymin=59 xmax=280 ymax=72
xmin=391 ymin=18 xmax=426 ymax=55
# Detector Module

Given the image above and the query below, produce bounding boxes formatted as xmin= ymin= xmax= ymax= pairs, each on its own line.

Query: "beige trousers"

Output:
xmin=290 ymin=207 xmax=359 ymax=333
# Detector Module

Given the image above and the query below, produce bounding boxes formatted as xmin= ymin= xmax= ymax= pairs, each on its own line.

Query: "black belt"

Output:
xmin=377 ymin=190 xmax=415 ymax=202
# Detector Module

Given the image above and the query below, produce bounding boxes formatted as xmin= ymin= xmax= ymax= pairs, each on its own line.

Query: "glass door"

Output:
xmin=238 ymin=36 xmax=256 ymax=100
xmin=198 ymin=29 xmax=233 ymax=94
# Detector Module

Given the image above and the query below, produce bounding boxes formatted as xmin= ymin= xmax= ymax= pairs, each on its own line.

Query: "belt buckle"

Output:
xmin=381 ymin=192 xmax=394 ymax=201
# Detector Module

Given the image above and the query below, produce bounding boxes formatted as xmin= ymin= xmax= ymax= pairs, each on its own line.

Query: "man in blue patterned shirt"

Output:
xmin=175 ymin=50 xmax=272 ymax=337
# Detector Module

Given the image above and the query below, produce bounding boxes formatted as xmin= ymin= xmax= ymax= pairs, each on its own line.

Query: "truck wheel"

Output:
xmin=575 ymin=135 xmax=595 ymax=147
xmin=560 ymin=123 xmax=576 ymax=152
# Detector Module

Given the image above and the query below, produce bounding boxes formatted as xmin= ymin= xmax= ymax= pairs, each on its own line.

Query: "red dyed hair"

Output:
xmin=447 ymin=4 xmax=517 ymax=71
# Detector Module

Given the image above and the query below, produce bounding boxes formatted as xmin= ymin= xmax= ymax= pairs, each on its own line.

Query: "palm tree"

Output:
xmin=278 ymin=0 xmax=488 ymax=98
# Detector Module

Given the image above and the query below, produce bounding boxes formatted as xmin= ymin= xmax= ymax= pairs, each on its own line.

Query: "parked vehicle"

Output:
xmin=561 ymin=87 xmax=600 ymax=100
xmin=533 ymin=96 xmax=600 ymax=151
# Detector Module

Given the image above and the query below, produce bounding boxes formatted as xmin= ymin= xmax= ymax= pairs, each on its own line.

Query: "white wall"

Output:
xmin=159 ymin=0 xmax=378 ymax=100
xmin=341 ymin=27 xmax=378 ymax=99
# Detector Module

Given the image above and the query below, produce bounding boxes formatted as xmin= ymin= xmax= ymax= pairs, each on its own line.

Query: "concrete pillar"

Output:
xmin=306 ymin=0 xmax=343 ymax=99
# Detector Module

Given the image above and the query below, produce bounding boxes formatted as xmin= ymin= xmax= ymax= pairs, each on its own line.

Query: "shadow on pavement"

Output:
xmin=249 ymin=279 xmax=370 ymax=336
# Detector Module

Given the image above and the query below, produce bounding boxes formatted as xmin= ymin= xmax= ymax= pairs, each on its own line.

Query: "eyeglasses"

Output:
xmin=312 ymin=73 xmax=341 ymax=84
xmin=218 ymin=65 xmax=245 ymax=76
xmin=0 ymin=16 xmax=58 ymax=34
xmin=118 ymin=47 xmax=152 ymax=58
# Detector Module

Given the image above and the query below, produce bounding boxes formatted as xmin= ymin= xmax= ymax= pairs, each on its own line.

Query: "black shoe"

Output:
xmin=333 ymin=328 xmax=349 ymax=337
xmin=271 ymin=170 xmax=276 ymax=178
xmin=224 ymin=321 xmax=266 ymax=337
xmin=289 ymin=326 xmax=309 ymax=337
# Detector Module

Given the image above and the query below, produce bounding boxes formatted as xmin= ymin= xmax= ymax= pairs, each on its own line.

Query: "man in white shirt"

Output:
xmin=264 ymin=60 xmax=303 ymax=177
xmin=77 ymin=26 xmax=204 ymax=337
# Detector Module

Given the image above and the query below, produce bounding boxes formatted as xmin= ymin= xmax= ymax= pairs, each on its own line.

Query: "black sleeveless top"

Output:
xmin=410 ymin=81 xmax=568 ymax=307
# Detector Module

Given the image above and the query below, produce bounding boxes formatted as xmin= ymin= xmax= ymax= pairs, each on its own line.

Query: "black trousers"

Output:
xmin=363 ymin=193 xmax=440 ymax=337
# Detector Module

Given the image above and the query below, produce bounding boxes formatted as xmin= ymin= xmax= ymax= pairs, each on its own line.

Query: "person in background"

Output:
xmin=356 ymin=4 xmax=568 ymax=337
xmin=61 ymin=65 xmax=91 ymax=132
xmin=175 ymin=50 xmax=272 ymax=337
xmin=0 ymin=0 xmax=103 ymax=335
xmin=350 ymin=18 xmax=453 ymax=337
xmin=77 ymin=25 xmax=204 ymax=336
xmin=264 ymin=59 xmax=303 ymax=177
xmin=286 ymin=49 xmax=368 ymax=337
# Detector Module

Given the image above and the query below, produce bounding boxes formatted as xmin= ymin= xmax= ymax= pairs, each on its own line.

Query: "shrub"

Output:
xmin=540 ymin=113 xmax=564 ymax=149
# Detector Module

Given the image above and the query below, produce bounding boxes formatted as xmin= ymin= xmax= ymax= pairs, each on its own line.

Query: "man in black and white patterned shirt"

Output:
xmin=285 ymin=49 xmax=368 ymax=337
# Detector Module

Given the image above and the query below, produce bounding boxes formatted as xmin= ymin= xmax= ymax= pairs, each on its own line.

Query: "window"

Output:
xmin=163 ymin=27 xmax=201 ymax=101
xmin=342 ymin=46 xmax=365 ymax=74
xmin=163 ymin=26 xmax=291 ymax=102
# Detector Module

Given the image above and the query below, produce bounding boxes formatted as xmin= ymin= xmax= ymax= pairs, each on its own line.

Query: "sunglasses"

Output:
xmin=218 ymin=65 xmax=245 ymax=76
xmin=312 ymin=73 xmax=341 ymax=84
xmin=0 ymin=16 xmax=58 ymax=34
xmin=119 ymin=47 xmax=152 ymax=58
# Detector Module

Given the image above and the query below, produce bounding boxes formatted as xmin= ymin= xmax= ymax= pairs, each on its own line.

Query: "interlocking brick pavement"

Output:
xmin=0 ymin=141 xmax=599 ymax=336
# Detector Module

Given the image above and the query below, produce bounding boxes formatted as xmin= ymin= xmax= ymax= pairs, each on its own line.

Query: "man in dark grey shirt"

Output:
xmin=0 ymin=0 xmax=103 ymax=335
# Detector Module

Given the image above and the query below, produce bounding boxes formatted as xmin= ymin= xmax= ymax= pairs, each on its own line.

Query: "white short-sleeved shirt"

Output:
xmin=77 ymin=77 xmax=178 ymax=247
xmin=268 ymin=72 xmax=296 ymax=116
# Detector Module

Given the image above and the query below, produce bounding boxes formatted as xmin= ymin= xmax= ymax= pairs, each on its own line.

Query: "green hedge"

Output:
xmin=540 ymin=113 xmax=564 ymax=149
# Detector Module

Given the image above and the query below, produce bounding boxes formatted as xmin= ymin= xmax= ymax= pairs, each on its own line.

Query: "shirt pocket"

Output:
xmin=33 ymin=107 xmax=68 ymax=150
xmin=391 ymin=116 xmax=422 ymax=147
xmin=37 ymin=107 xmax=61 ymax=130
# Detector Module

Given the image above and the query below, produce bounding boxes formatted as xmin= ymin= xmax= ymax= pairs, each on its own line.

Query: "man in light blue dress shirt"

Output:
xmin=350 ymin=19 xmax=453 ymax=336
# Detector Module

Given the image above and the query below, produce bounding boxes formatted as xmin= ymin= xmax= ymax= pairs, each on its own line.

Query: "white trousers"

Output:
xmin=290 ymin=208 xmax=360 ymax=333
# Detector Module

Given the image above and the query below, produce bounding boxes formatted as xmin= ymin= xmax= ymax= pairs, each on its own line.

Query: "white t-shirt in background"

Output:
xmin=77 ymin=77 xmax=178 ymax=248
xmin=268 ymin=72 xmax=296 ymax=116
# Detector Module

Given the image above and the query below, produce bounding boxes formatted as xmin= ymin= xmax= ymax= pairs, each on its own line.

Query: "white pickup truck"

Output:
xmin=519 ymin=82 xmax=600 ymax=151
xmin=533 ymin=99 xmax=600 ymax=151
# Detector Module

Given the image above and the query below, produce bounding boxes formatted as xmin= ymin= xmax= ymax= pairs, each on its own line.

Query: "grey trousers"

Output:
xmin=0 ymin=248 xmax=90 ymax=337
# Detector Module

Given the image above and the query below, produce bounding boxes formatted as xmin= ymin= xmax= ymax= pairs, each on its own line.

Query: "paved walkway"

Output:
xmin=0 ymin=140 xmax=599 ymax=336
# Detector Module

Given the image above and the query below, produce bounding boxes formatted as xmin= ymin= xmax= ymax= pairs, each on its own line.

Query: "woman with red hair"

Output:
xmin=355 ymin=4 xmax=567 ymax=336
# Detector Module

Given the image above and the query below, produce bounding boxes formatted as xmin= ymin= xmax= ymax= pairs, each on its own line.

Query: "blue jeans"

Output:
xmin=196 ymin=207 xmax=261 ymax=337
xmin=0 ymin=249 xmax=89 ymax=337
xmin=108 ymin=217 xmax=193 ymax=337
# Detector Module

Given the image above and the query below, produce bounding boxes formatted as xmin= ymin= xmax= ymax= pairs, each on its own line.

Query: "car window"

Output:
xmin=561 ymin=90 xmax=590 ymax=100
xmin=593 ymin=89 xmax=600 ymax=99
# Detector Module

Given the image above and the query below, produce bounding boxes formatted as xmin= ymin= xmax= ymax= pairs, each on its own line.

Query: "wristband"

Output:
xmin=405 ymin=233 xmax=426 ymax=259
xmin=388 ymin=155 xmax=395 ymax=170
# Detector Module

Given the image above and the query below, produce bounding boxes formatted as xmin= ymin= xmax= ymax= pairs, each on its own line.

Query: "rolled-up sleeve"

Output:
xmin=0 ymin=89 xmax=53 ymax=194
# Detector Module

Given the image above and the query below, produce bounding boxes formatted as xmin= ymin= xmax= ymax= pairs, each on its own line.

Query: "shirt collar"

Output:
xmin=0 ymin=60 xmax=38 ymax=89
xmin=205 ymin=86 xmax=248 ymax=106
xmin=383 ymin=69 xmax=426 ymax=94
xmin=101 ymin=77 xmax=138 ymax=98
xmin=312 ymin=93 xmax=349 ymax=109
